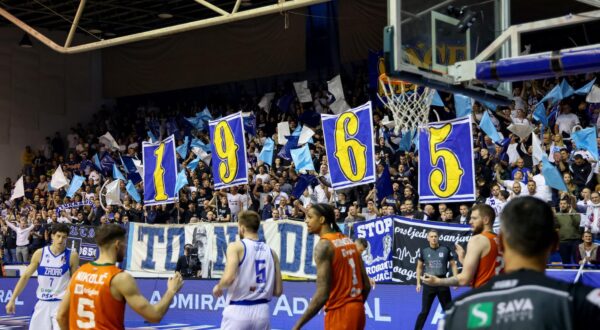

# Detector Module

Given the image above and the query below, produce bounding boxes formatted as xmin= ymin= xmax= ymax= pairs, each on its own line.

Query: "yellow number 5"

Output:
xmin=428 ymin=124 xmax=463 ymax=198
xmin=334 ymin=112 xmax=367 ymax=182
xmin=214 ymin=121 xmax=239 ymax=183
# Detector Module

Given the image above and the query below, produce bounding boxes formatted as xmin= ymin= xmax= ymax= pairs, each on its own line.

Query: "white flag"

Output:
xmin=258 ymin=92 xmax=275 ymax=114
xmin=10 ymin=176 xmax=24 ymax=201
xmin=277 ymin=122 xmax=291 ymax=145
xmin=329 ymin=99 xmax=351 ymax=115
xmin=293 ymin=80 xmax=313 ymax=103
xmin=99 ymin=132 xmax=120 ymax=150
xmin=586 ymin=85 xmax=600 ymax=103
xmin=51 ymin=165 xmax=69 ymax=190
xmin=105 ymin=180 xmax=122 ymax=206
xmin=327 ymin=75 xmax=351 ymax=114
xmin=192 ymin=148 xmax=212 ymax=165
xmin=298 ymin=126 xmax=315 ymax=145
xmin=507 ymin=123 xmax=534 ymax=141
xmin=532 ymin=133 xmax=544 ymax=166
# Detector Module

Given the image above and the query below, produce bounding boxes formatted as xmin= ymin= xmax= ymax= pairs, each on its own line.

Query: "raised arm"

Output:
xmin=292 ymin=240 xmax=333 ymax=330
xmin=6 ymin=249 xmax=42 ymax=314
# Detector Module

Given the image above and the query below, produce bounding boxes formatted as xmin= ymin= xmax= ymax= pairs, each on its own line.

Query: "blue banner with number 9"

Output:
xmin=322 ymin=102 xmax=376 ymax=190
xmin=418 ymin=116 xmax=476 ymax=203
xmin=209 ymin=112 xmax=248 ymax=190
xmin=143 ymin=135 xmax=178 ymax=206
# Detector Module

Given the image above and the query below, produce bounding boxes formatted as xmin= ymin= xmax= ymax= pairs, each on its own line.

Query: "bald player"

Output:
xmin=423 ymin=204 xmax=502 ymax=288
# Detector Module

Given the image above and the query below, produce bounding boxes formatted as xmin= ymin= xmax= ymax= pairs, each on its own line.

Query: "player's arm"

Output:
xmin=5 ymin=249 xmax=41 ymax=314
xmin=212 ymin=242 xmax=242 ymax=297
xmin=358 ymin=253 xmax=371 ymax=302
xmin=423 ymin=237 xmax=483 ymax=287
xmin=272 ymin=249 xmax=283 ymax=297
xmin=416 ymin=259 xmax=423 ymax=293
xmin=113 ymin=271 xmax=183 ymax=323
xmin=69 ymin=250 xmax=80 ymax=274
xmin=56 ymin=287 xmax=71 ymax=330
xmin=292 ymin=240 xmax=333 ymax=330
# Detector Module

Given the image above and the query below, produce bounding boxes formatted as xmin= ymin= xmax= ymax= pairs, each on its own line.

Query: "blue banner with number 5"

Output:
xmin=209 ymin=112 xmax=248 ymax=190
xmin=418 ymin=116 xmax=476 ymax=203
xmin=322 ymin=101 xmax=376 ymax=190
xmin=142 ymin=135 xmax=178 ymax=206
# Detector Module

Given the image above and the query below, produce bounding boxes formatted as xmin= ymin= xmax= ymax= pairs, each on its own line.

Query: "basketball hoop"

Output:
xmin=377 ymin=73 xmax=435 ymax=134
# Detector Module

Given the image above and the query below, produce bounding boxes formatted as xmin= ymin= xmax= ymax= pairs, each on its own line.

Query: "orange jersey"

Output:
xmin=320 ymin=232 xmax=364 ymax=311
xmin=68 ymin=262 xmax=126 ymax=330
xmin=473 ymin=231 xmax=503 ymax=288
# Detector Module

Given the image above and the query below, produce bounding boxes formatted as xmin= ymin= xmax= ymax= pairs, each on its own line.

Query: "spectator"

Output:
xmin=556 ymin=197 xmax=582 ymax=264
xmin=570 ymin=154 xmax=592 ymax=191
xmin=176 ymin=244 xmax=201 ymax=278
xmin=575 ymin=231 xmax=600 ymax=265
xmin=2 ymin=218 xmax=34 ymax=263
xmin=582 ymin=192 xmax=600 ymax=240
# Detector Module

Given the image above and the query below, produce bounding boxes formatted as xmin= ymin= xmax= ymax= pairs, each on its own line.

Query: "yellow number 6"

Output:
xmin=214 ymin=121 xmax=239 ymax=184
xmin=428 ymin=124 xmax=463 ymax=198
xmin=334 ymin=112 xmax=367 ymax=182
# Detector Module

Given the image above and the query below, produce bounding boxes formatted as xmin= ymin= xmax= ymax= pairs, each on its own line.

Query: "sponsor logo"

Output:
xmin=491 ymin=279 xmax=518 ymax=290
xmin=586 ymin=288 xmax=600 ymax=308
xmin=439 ymin=252 xmax=444 ymax=257
xmin=74 ymin=284 xmax=84 ymax=295
xmin=496 ymin=298 xmax=534 ymax=323
xmin=467 ymin=302 xmax=493 ymax=328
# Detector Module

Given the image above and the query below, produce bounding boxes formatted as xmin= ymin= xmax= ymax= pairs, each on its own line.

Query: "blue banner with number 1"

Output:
xmin=418 ymin=116 xmax=476 ymax=203
xmin=142 ymin=135 xmax=178 ymax=206
xmin=209 ymin=112 xmax=249 ymax=190
xmin=322 ymin=101 xmax=376 ymax=190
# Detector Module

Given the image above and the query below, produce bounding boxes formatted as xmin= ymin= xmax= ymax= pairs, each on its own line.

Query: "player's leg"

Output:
xmin=29 ymin=301 xmax=53 ymax=330
xmin=49 ymin=301 xmax=61 ymax=330
xmin=221 ymin=304 xmax=270 ymax=330
xmin=414 ymin=285 xmax=436 ymax=330
xmin=324 ymin=302 xmax=365 ymax=330
xmin=436 ymin=287 xmax=453 ymax=311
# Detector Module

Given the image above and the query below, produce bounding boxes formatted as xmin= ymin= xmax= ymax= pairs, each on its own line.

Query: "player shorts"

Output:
xmin=221 ymin=303 xmax=271 ymax=330
xmin=29 ymin=300 xmax=60 ymax=330
xmin=325 ymin=301 xmax=366 ymax=330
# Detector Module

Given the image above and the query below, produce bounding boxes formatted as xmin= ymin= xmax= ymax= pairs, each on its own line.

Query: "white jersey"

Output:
xmin=36 ymin=247 xmax=72 ymax=301
xmin=226 ymin=239 xmax=275 ymax=305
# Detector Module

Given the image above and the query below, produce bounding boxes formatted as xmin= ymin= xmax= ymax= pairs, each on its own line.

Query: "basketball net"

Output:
xmin=377 ymin=73 xmax=435 ymax=134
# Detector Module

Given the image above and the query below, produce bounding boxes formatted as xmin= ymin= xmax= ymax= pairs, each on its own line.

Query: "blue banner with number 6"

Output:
xmin=142 ymin=135 xmax=178 ymax=206
xmin=209 ymin=112 xmax=249 ymax=190
xmin=322 ymin=101 xmax=376 ymax=190
xmin=418 ymin=116 xmax=476 ymax=203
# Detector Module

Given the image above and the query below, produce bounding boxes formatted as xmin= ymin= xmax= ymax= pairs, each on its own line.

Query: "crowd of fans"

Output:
xmin=1 ymin=69 xmax=600 ymax=268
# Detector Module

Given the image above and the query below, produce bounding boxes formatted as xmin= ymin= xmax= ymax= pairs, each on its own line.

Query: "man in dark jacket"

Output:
xmin=570 ymin=154 xmax=592 ymax=191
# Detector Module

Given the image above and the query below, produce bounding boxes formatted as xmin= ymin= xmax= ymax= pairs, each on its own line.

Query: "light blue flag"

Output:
xmin=198 ymin=107 xmax=213 ymax=121
xmin=291 ymin=144 xmax=315 ymax=173
xmin=66 ymin=175 xmax=85 ymax=198
xmin=398 ymin=130 xmax=414 ymax=152
xmin=190 ymin=138 xmax=211 ymax=152
xmin=539 ymin=84 xmax=563 ymax=104
xmin=575 ymin=78 xmax=597 ymax=95
xmin=413 ymin=131 xmax=420 ymax=152
xmin=480 ymin=111 xmax=502 ymax=143
xmin=176 ymin=136 xmax=189 ymax=159
xmin=454 ymin=94 xmax=472 ymax=118
xmin=560 ymin=79 xmax=574 ymax=99
xmin=175 ymin=169 xmax=188 ymax=192
xmin=187 ymin=155 xmax=200 ymax=171
xmin=533 ymin=102 xmax=548 ymax=126
xmin=93 ymin=153 xmax=102 ymax=170
xmin=126 ymin=180 xmax=141 ymax=203
xmin=292 ymin=125 xmax=302 ymax=136
xmin=147 ymin=130 xmax=158 ymax=142
xmin=542 ymin=155 xmax=567 ymax=191
xmin=431 ymin=90 xmax=444 ymax=107
xmin=259 ymin=138 xmax=275 ymax=166
xmin=112 ymin=164 xmax=126 ymax=181
xmin=572 ymin=127 xmax=599 ymax=161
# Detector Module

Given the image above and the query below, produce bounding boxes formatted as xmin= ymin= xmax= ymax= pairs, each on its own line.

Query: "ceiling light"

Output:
xmin=158 ymin=12 xmax=173 ymax=19
xmin=19 ymin=34 xmax=33 ymax=48
xmin=89 ymin=28 xmax=102 ymax=34
xmin=104 ymin=31 xmax=117 ymax=37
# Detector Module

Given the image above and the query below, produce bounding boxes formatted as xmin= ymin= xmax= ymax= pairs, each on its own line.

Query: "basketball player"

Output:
xmin=212 ymin=210 xmax=283 ymax=329
xmin=422 ymin=204 xmax=502 ymax=288
xmin=5 ymin=223 xmax=78 ymax=330
xmin=56 ymin=224 xmax=183 ymax=329
xmin=441 ymin=197 xmax=600 ymax=329
xmin=293 ymin=203 xmax=371 ymax=330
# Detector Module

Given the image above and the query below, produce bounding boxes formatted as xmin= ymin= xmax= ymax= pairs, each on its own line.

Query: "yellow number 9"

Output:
xmin=334 ymin=112 xmax=367 ymax=182
xmin=214 ymin=121 xmax=239 ymax=184
xmin=428 ymin=124 xmax=463 ymax=198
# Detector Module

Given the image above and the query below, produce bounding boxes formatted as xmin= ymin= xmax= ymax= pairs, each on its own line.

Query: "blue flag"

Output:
xmin=533 ymin=102 xmax=548 ymax=126
xmin=100 ymin=153 xmax=115 ymax=175
xmin=126 ymin=180 xmax=141 ymax=203
xmin=575 ymin=78 xmax=597 ymax=95
xmin=199 ymin=107 xmax=213 ymax=121
xmin=242 ymin=113 xmax=257 ymax=136
xmin=277 ymin=93 xmax=295 ymax=113
xmin=147 ymin=130 xmax=158 ymax=143
xmin=66 ymin=175 xmax=85 ymax=198
xmin=431 ymin=90 xmax=444 ymax=107
xmin=539 ymin=84 xmax=563 ymax=104
xmin=120 ymin=156 xmax=142 ymax=185
xmin=112 ymin=164 xmax=126 ymax=181
xmin=542 ymin=156 xmax=567 ymax=191
xmin=190 ymin=138 xmax=211 ymax=152
xmin=142 ymin=135 xmax=178 ymax=206
xmin=479 ymin=111 xmax=502 ymax=143
xmin=572 ymin=127 xmax=599 ymax=161
xmin=93 ymin=153 xmax=102 ymax=171
xmin=454 ymin=94 xmax=472 ymax=118
xmin=175 ymin=169 xmax=188 ymax=193
xmin=258 ymin=138 xmax=275 ymax=166
xmin=376 ymin=164 xmax=393 ymax=201
xmin=560 ymin=79 xmax=575 ymax=99
xmin=398 ymin=130 xmax=414 ymax=152
xmin=291 ymin=144 xmax=315 ymax=173
xmin=281 ymin=135 xmax=300 ymax=161
xmin=208 ymin=112 xmax=249 ymax=189
xmin=291 ymin=174 xmax=318 ymax=199
xmin=176 ymin=136 xmax=189 ymax=159
xmin=187 ymin=155 xmax=200 ymax=171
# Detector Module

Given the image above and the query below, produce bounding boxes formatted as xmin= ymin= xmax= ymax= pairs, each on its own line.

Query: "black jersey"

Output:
xmin=419 ymin=245 xmax=454 ymax=277
xmin=441 ymin=269 xmax=600 ymax=330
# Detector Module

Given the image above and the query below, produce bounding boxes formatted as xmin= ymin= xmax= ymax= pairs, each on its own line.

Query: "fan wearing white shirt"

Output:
xmin=554 ymin=104 xmax=580 ymax=137
xmin=2 ymin=217 xmax=34 ymax=263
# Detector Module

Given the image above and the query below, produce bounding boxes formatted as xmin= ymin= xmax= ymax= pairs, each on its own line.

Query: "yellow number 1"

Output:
xmin=153 ymin=143 xmax=168 ymax=201
xmin=428 ymin=124 xmax=463 ymax=198
xmin=214 ymin=121 xmax=239 ymax=184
